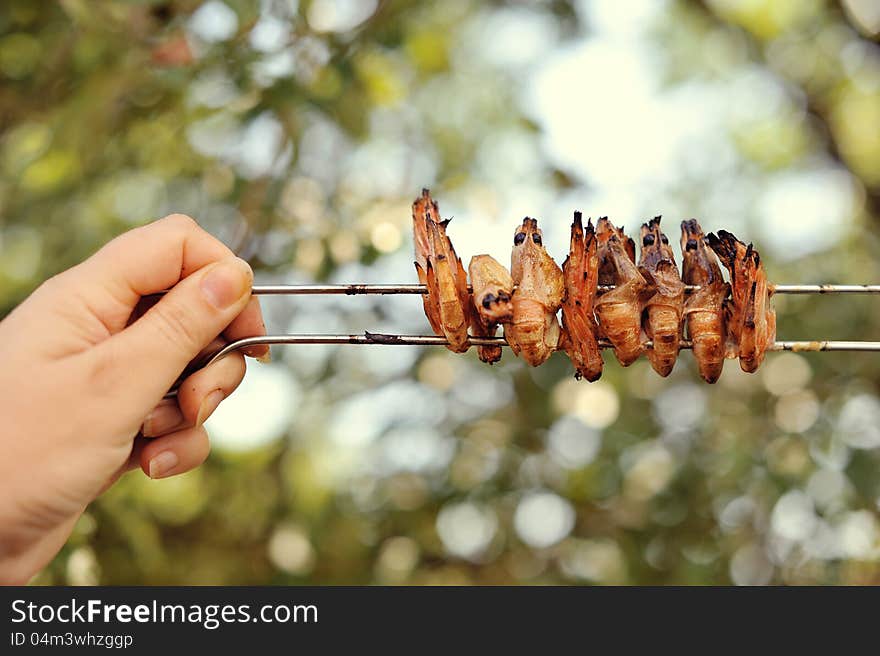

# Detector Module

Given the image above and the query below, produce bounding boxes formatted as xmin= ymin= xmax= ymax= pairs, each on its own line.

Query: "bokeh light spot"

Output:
xmin=653 ymin=383 xmax=707 ymax=431
xmin=375 ymin=536 xmax=420 ymax=583
xmin=559 ymin=538 xmax=627 ymax=584
xmin=622 ymin=442 xmax=676 ymax=501
xmin=436 ymin=502 xmax=497 ymax=561
xmin=66 ymin=547 xmax=100 ymax=586
xmin=771 ymin=490 xmax=817 ymax=541
xmin=835 ymin=393 xmax=880 ymax=449
xmin=729 ymin=544 xmax=773 ymax=586
xmin=417 ymin=353 xmax=457 ymax=391
xmin=188 ymin=1 xmax=239 ymax=42
xmin=513 ymin=491 xmax=575 ymax=549
xmin=370 ymin=221 xmax=402 ymax=253
xmin=552 ymin=379 xmax=619 ymax=429
xmin=268 ymin=523 xmax=316 ymax=575
xmin=308 ymin=0 xmax=378 ymax=33
xmin=762 ymin=352 xmax=812 ymax=396
xmin=546 ymin=415 xmax=602 ymax=469
xmin=773 ymin=389 xmax=820 ymax=433
xmin=206 ymin=364 xmax=300 ymax=452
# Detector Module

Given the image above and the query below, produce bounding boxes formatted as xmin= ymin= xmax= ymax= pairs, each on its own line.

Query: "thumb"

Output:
xmin=105 ymin=255 xmax=254 ymax=397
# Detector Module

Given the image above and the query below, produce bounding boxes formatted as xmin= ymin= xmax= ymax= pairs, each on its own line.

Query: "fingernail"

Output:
xmin=143 ymin=403 xmax=185 ymax=437
xmin=149 ymin=451 xmax=179 ymax=479
xmin=196 ymin=390 xmax=225 ymax=427
xmin=243 ymin=344 xmax=270 ymax=361
xmin=257 ymin=346 xmax=271 ymax=363
xmin=200 ymin=257 xmax=252 ymax=309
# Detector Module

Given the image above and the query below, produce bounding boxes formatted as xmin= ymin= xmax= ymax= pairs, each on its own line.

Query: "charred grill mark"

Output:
xmin=707 ymin=231 xmax=738 ymax=287
xmin=363 ymin=331 xmax=404 ymax=344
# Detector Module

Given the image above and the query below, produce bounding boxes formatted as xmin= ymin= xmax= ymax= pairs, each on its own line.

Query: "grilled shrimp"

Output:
xmin=412 ymin=189 xmax=472 ymax=353
xmin=506 ymin=218 xmax=564 ymax=366
xmin=680 ymin=219 xmax=728 ymax=383
xmin=468 ymin=254 xmax=514 ymax=364
xmin=595 ymin=217 xmax=649 ymax=366
xmin=638 ymin=217 xmax=684 ymax=377
xmin=708 ymin=229 xmax=776 ymax=373
xmin=560 ymin=212 xmax=603 ymax=381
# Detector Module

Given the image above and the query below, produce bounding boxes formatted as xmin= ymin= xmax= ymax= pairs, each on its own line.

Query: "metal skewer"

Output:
xmin=159 ymin=281 xmax=880 ymax=398
xmin=179 ymin=280 xmax=880 ymax=366
xmin=162 ymin=334 xmax=880 ymax=396
xmin=199 ymin=335 xmax=880 ymax=370
xmin=240 ymin=283 xmax=880 ymax=296
xmin=770 ymin=284 xmax=880 ymax=294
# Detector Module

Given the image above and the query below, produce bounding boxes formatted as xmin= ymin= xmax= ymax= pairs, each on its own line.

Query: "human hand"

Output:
xmin=0 ymin=214 xmax=268 ymax=583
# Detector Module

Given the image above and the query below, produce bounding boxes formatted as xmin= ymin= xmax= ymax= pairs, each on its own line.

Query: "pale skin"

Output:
xmin=0 ymin=214 xmax=269 ymax=584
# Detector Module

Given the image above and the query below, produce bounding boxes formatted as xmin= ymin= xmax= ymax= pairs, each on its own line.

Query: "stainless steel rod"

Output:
xmin=161 ymin=334 xmax=880 ymax=399
xmin=250 ymin=284 xmax=427 ymax=295
xmin=203 ymin=334 xmax=880 ymax=367
xmin=771 ymin=340 xmax=880 ymax=351
xmin=240 ymin=283 xmax=880 ymax=296
xmin=770 ymin=284 xmax=880 ymax=294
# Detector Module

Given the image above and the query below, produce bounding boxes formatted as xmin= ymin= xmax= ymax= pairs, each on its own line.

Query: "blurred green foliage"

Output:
xmin=2 ymin=0 xmax=880 ymax=585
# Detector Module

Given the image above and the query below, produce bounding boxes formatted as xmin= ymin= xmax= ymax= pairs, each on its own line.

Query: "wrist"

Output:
xmin=0 ymin=555 xmax=32 ymax=585
xmin=0 ymin=523 xmax=38 ymax=585
xmin=0 ymin=512 xmax=79 ymax=585
xmin=0 ymin=496 xmax=67 ymax=586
